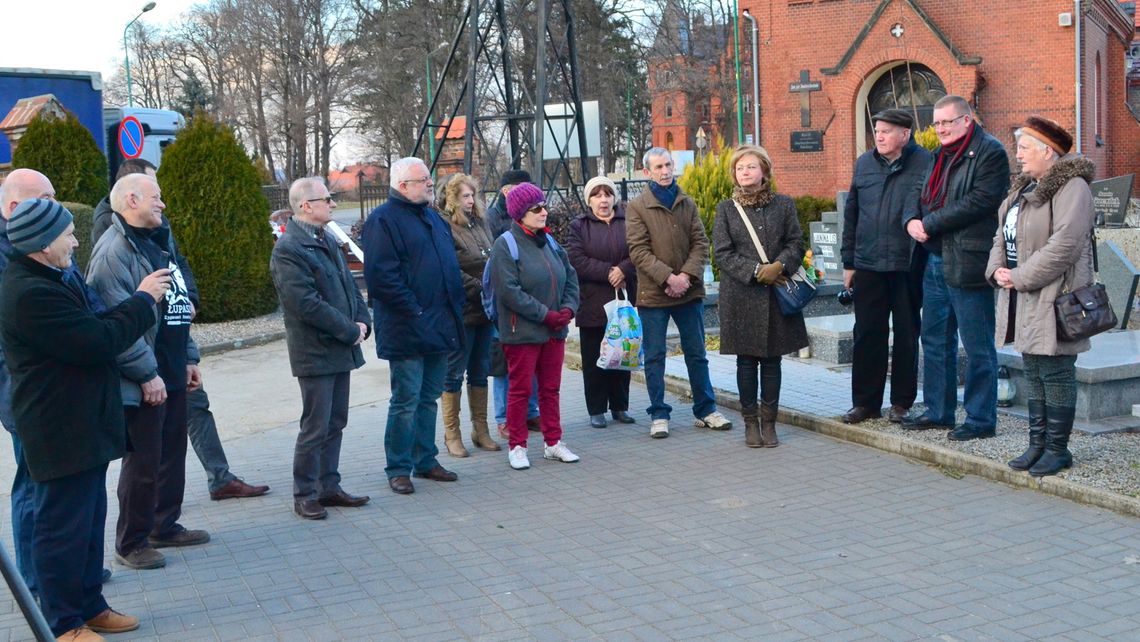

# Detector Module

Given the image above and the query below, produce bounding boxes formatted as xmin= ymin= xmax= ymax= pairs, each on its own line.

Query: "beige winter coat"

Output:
xmin=985 ymin=155 xmax=1095 ymax=356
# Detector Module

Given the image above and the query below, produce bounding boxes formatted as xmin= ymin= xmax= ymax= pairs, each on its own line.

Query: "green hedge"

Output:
xmin=62 ymin=201 xmax=95 ymax=272
xmin=156 ymin=113 xmax=276 ymax=322
xmin=792 ymin=195 xmax=836 ymax=248
xmin=12 ymin=112 xmax=107 ymax=207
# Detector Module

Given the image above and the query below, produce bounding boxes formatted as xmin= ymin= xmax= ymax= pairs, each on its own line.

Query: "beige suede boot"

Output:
xmin=441 ymin=391 xmax=468 ymax=457
xmin=467 ymin=385 xmax=501 ymax=451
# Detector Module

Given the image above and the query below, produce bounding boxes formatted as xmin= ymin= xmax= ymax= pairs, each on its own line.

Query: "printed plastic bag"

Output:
xmin=597 ymin=289 xmax=643 ymax=371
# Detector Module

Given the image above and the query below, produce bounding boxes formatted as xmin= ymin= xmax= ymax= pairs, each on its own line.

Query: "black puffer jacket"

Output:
xmin=842 ymin=140 xmax=932 ymax=272
xmin=904 ymin=124 xmax=1010 ymax=288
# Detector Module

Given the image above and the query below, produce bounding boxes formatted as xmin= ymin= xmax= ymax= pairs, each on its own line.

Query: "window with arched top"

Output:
xmin=665 ymin=132 xmax=675 ymax=150
xmin=665 ymin=99 xmax=674 ymax=119
xmin=864 ymin=63 xmax=946 ymax=149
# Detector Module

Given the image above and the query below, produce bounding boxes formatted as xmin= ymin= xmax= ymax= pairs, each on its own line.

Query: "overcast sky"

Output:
xmin=5 ymin=0 xmax=198 ymax=82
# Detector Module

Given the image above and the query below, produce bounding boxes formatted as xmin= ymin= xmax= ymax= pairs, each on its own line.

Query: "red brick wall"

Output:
xmin=651 ymin=0 xmax=1140 ymax=197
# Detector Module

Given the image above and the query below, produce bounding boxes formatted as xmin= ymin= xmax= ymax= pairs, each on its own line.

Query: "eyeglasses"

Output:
xmin=403 ymin=177 xmax=431 ymax=184
xmin=932 ymin=114 xmax=967 ymax=129
xmin=526 ymin=203 xmax=547 ymax=214
xmin=306 ymin=196 xmax=334 ymax=204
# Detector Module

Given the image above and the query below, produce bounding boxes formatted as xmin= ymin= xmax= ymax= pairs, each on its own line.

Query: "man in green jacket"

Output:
xmin=626 ymin=147 xmax=732 ymax=439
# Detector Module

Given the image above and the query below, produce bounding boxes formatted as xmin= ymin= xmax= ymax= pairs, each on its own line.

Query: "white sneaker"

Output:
xmin=650 ymin=419 xmax=670 ymax=439
xmin=695 ymin=411 xmax=733 ymax=431
xmin=543 ymin=441 xmax=580 ymax=463
xmin=508 ymin=446 xmax=530 ymax=470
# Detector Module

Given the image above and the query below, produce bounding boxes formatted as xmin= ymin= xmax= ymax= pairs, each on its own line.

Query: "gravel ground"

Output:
xmin=846 ymin=404 xmax=1140 ymax=498
xmin=190 ymin=309 xmax=284 ymax=349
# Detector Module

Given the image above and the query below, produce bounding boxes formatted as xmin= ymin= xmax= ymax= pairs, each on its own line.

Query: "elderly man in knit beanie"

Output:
xmin=626 ymin=147 xmax=732 ymax=438
xmin=0 ymin=198 xmax=173 ymax=641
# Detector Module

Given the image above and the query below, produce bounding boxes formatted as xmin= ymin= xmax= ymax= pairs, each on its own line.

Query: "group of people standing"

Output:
xmin=840 ymin=95 xmax=1097 ymax=479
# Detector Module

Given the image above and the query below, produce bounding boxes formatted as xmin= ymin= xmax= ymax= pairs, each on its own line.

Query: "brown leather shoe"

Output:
xmin=318 ymin=489 xmax=371 ymax=507
xmin=85 ymin=608 xmax=139 ymax=634
xmin=389 ymin=476 xmax=415 ymax=494
xmin=841 ymin=406 xmax=882 ymax=424
xmin=55 ymin=626 xmax=104 ymax=641
xmin=114 ymin=546 xmax=165 ymax=570
xmin=527 ymin=416 xmax=541 ymax=432
xmin=148 ymin=525 xmax=210 ymax=548
xmin=887 ymin=405 xmax=911 ymax=423
xmin=210 ymin=478 xmax=270 ymax=501
xmin=294 ymin=498 xmax=328 ymax=519
xmin=412 ymin=465 xmax=458 ymax=482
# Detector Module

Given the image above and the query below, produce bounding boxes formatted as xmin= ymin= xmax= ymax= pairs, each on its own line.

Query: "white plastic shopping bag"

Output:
xmin=597 ymin=289 xmax=643 ymax=371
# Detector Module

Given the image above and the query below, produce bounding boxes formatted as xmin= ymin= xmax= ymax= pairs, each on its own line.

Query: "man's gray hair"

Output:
xmin=109 ymin=173 xmax=157 ymax=214
xmin=642 ymin=147 xmax=672 ymax=167
xmin=390 ymin=157 xmax=428 ymax=188
xmin=288 ymin=176 xmax=326 ymax=214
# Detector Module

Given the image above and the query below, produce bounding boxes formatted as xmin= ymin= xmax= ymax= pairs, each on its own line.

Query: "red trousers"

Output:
xmin=503 ymin=340 xmax=565 ymax=448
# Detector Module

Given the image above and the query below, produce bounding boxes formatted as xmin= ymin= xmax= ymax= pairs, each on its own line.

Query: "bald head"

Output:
xmin=1 ymin=169 xmax=55 ymax=220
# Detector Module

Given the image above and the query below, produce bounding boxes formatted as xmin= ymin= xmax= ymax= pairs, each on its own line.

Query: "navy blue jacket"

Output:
xmin=842 ymin=140 xmax=932 ymax=272
xmin=363 ymin=191 xmax=465 ymax=360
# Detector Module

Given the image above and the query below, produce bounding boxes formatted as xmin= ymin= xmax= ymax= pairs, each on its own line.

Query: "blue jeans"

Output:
xmin=384 ymin=354 xmax=447 ymax=478
xmin=9 ymin=430 xmax=36 ymax=594
xmin=493 ymin=376 xmax=539 ymax=424
xmin=639 ymin=299 xmax=717 ymax=420
xmin=445 ymin=323 xmax=493 ymax=392
xmin=921 ymin=254 xmax=997 ymax=429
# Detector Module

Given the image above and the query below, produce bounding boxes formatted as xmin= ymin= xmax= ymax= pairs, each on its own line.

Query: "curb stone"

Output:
xmin=565 ymin=340 xmax=1140 ymax=519
xmin=197 ymin=330 xmax=287 ymax=357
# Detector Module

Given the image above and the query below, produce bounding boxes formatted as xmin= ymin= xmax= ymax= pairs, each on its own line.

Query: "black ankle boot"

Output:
xmin=1008 ymin=400 xmax=1046 ymax=471
xmin=1029 ymin=405 xmax=1075 ymax=477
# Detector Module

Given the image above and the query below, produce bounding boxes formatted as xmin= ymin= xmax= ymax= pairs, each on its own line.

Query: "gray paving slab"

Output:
xmin=1 ymin=338 xmax=1139 ymax=640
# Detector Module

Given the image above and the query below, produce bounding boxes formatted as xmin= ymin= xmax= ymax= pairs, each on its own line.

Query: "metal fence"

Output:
xmin=262 ymin=185 xmax=289 ymax=212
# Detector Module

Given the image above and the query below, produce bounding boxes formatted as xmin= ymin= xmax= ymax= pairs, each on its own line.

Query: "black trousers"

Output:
xmin=851 ymin=269 xmax=921 ymax=409
xmin=33 ymin=464 xmax=110 ymax=635
xmin=116 ymin=387 xmax=188 ymax=555
xmin=294 ymin=372 xmax=351 ymax=500
xmin=579 ymin=325 xmax=631 ymax=416
xmin=736 ymin=355 xmax=782 ymax=412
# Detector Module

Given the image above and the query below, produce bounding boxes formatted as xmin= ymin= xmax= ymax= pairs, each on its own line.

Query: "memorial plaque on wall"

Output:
xmin=809 ymin=220 xmax=841 ymax=281
xmin=791 ymin=130 xmax=823 ymax=153
xmin=1091 ymin=174 xmax=1134 ymax=227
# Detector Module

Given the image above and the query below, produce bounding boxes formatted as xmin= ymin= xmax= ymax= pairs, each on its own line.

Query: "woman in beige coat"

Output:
xmin=985 ymin=116 xmax=1095 ymax=477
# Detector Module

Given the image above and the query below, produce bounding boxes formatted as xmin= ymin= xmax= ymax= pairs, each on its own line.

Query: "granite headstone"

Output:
xmin=1092 ymin=174 xmax=1134 ymax=227
xmin=810 ymin=214 xmax=842 ymax=282
xmin=1098 ymin=239 xmax=1138 ymax=328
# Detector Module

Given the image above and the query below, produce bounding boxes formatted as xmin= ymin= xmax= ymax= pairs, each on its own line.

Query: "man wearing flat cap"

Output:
xmin=0 ymin=198 xmax=172 ymax=640
xmin=902 ymin=95 xmax=1010 ymax=441
xmin=840 ymin=109 xmax=932 ymax=425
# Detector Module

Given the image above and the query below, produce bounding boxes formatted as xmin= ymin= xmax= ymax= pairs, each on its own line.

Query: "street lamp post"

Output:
xmin=730 ymin=0 xmax=744 ymax=145
xmin=742 ymin=9 xmax=760 ymax=145
xmin=425 ymin=41 xmax=449 ymax=176
xmin=124 ymin=2 xmax=157 ymax=108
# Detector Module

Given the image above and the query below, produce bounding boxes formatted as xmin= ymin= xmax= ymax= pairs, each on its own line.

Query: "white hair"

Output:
xmin=390 ymin=157 xmax=428 ymax=188
xmin=642 ymin=147 xmax=672 ymax=168
xmin=1014 ymin=129 xmax=1049 ymax=152
xmin=288 ymin=176 xmax=326 ymax=214
xmin=109 ymin=173 xmax=157 ymax=214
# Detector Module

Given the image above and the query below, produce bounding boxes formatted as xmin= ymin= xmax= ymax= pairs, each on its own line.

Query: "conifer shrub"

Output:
xmin=156 ymin=113 xmax=276 ymax=321
xmin=12 ymin=113 xmax=108 ymax=207
xmin=914 ymin=125 xmax=940 ymax=151
xmin=792 ymin=195 xmax=836 ymax=248
xmin=678 ymin=141 xmax=734 ymax=280
xmin=63 ymin=201 xmax=95 ymax=272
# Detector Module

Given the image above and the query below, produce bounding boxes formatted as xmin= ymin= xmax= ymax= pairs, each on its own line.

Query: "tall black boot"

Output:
xmin=1008 ymin=400 xmax=1046 ymax=471
xmin=1029 ymin=405 xmax=1075 ymax=477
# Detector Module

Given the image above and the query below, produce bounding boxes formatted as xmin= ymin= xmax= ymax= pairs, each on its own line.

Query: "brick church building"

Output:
xmin=649 ymin=0 xmax=1139 ymax=198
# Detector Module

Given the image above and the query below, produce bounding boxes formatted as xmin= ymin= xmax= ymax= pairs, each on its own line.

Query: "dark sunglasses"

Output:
xmin=306 ymin=196 xmax=334 ymax=204
xmin=526 ymin=202 xmax=547 ymax=214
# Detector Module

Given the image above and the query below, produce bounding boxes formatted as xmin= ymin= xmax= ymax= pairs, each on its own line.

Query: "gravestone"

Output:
xmin=1092 ymin=174 xmax=1134 ymax=227
xmin=809 ymin=211 xmax=842 ymax=282
xmin=1098 ymin=239 xmax=1139 ymax=327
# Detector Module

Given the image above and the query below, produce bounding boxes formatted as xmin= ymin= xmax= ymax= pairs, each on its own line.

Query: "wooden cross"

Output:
xmin=788 ymin=70 xmax=821 ymax=128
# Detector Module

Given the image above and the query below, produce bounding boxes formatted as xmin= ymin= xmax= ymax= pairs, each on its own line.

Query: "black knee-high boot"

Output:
xmin=1008 ymin=400 xmax=1046 ymax=471
xmin=1029 ymin=405 xmax=1075 ymax=477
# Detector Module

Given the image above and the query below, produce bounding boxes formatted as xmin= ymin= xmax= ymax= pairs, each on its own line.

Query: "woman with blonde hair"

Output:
xmin=438 ymin=173 xmax=501 ymax=456
xmin=712 ymin=145 xmax=808 ymax=448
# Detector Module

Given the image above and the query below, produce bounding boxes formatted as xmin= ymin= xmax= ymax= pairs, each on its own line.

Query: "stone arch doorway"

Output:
xmin=855 ymin=62 xmax=946 ymax=154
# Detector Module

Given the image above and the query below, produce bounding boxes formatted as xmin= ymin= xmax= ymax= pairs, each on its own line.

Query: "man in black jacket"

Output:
xmin=0 ymin=198 xmax=171 ymax=640
xmin=840 ymin=109 xmax=932 ymax=425
xmin=903 ymin=95 xmax=1010 ymax=441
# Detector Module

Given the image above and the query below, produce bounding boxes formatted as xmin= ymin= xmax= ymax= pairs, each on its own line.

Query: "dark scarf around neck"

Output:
xmin=649 ymin=180 xmax=680 ymax=208
xmin=921 ymin=121 xmax=976 ymax=210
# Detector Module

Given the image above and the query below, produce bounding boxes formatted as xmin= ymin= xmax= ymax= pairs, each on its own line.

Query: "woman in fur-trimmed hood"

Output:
xmin=984 ymin=115 xmax=1095 ymax=478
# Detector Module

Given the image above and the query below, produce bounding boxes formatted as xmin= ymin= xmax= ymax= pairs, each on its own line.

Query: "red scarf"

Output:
xmin=921 ymin=122 xmax=976 ymax=210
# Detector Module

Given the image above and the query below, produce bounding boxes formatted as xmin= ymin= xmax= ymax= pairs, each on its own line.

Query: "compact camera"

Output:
xmin=837 ymin=288 xmax=855 ymax=306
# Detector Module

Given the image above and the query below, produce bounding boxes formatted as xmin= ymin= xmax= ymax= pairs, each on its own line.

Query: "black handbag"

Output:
xmin=1043 ymin=199 xmax=1118 ymax=341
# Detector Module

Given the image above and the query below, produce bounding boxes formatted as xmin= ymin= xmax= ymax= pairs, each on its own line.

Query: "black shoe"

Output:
xmin=294 ymin=498 xmax=328 ymax=520
xmin=841 ymin=406 xmax=881 ymax=424
xmin=101 ymin=568 xmax=112 ymax=583
xmin=412 ymin=465 xmax=458 ymax=482
xmin=612 ymin=410 xmax=636 ymax=424
xmin=589 ymin=414 xmax=607 ymax=428
xmin=948 ymin=424 xmax=996 ymax=441
xmin=902 ymin=413 xmax=951 ymax=430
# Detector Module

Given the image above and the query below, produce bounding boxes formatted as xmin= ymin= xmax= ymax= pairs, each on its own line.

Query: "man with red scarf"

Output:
xmin=902 ymin=95 xmax=1010 ymax=441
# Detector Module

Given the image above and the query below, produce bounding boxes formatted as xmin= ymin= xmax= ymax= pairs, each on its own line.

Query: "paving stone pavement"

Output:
xmin=1 ymin=340 xmax=1139 ymax=641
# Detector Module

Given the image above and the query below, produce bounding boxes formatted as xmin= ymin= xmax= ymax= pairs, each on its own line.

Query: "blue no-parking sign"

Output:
xmin=117 ymin=116 xmax=145 ymax=160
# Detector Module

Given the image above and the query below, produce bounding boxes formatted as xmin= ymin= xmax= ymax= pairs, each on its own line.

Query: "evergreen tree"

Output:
xmin=11 ymin=112 xmax=108 ymax=207
xmin=157 ymin=112 xmax=277 ymax=321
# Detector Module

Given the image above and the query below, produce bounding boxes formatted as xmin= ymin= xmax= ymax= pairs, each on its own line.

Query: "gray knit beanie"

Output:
xmin=7 ymin=199 xmax=73 ymax=254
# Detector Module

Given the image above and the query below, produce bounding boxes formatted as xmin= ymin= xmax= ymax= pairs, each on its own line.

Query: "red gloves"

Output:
xmin=543 ymin=311 xmax=564 ymax=331
xmin=558 ymin=308 xmax=574 ymax=326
